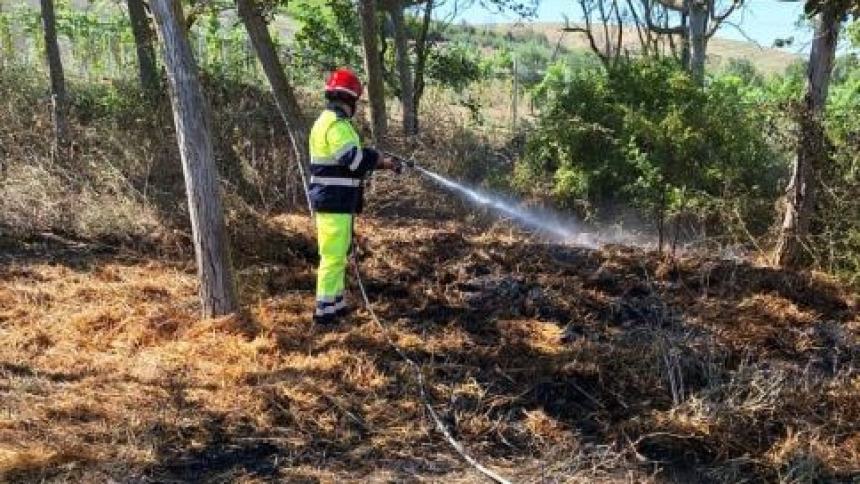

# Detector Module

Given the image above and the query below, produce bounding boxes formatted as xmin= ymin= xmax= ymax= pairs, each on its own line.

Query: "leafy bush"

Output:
xmin=514 ymin=40 xmax=551 ymax=86
xmin=290 ymin=0 xmax=362 ymax=73
xmin=518 ymin=58 xmax=786 ymax=238
xmin=290 ymin=2 xmax=484 ymax=94
xmin=720 ymin=58 xmax=765 ymax=87
xmin=810 ymin=52 xmax=860 ymax=285
xmin=848 ymin=19 xmax=860 ymax=47
xmin=426 ymin=43 xmax=484 ymax=92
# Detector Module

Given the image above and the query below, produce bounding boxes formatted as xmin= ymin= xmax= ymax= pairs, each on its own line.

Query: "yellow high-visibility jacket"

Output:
xmin=308 ymin=104 xmax=378 ymax=213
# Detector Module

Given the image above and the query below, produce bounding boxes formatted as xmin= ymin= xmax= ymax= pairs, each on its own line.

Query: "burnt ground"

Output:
xmin=0 ymin=211 xmax=858 ymax=483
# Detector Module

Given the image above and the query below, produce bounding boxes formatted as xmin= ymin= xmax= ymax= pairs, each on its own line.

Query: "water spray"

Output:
xmin=385 ymin=152 xmax=607 ymax=248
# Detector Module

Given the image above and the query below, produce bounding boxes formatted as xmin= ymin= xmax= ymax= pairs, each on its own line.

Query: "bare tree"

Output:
xmin=774 ymin=5 xmax=842 ymax=268
xmin=358 ymin=0 xmax=388 ymax=142
xmin=642 ymin=0 xmax=743 ymax=83
xmin=127 ymin=0 xmax=160 ymax=94
xmin=379 ymin=0 xmax=530 ymax=135
xmin=564 ymin=0 xmax=725 ymax=68
xmin=236 ymin=0 xmax=310 ymax=170
xmin=625 ymin=0 xmax=661 ymax=57
xmin=149 ymin=0 xmax=239 ymax=317
xmin=563 ymin=0 xmax=625 ymax=68
xmin=39 ymin=0 xmax=68 ymax=149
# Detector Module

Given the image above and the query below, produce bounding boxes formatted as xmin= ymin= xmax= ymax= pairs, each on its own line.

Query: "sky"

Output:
xmin=438 ymin=0 xmax=814 ymax=53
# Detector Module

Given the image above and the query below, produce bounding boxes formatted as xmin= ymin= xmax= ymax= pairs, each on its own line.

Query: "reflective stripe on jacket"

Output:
xmin=308 ymin=104 xmax=378 ymax=213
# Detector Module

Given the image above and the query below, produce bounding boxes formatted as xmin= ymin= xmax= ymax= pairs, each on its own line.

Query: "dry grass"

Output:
xmin=1 ymin=206 xmax=858 ymax=482
xmin=1 ymin=62 xmax=858 ymax=483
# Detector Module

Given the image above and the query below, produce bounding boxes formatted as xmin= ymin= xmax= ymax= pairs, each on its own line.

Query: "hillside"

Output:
xmin=485 ymin=22 xmax=801 ymax=74
xmin=18 ymin=1 xmax=799 ymax=75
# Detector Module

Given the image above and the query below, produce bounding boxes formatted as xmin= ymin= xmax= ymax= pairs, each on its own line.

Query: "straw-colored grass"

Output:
xmin=1 ymin=210 xmax=857 ymax=482
xmin=1 ymin=63 xmax=857 ymax=482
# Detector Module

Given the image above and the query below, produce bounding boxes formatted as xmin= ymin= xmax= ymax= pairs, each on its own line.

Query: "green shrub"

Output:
xmin=426 ymin=43 xmax=484 ymax=92
xmin=518 ymin=58 xmax=786 ymax=237
xmin=720 ymin=58 xmax=765 ymax=87
xmin=513 ymin=40 xmax=551 ymax=86
xmin=811 ymin=53 xmax=860 ymax=285
xmin=290 ymin=0 xmax=362 ymax=73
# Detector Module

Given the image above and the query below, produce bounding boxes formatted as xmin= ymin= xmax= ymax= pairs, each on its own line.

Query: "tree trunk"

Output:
xmin=39 ymin=0 xmax=68 ymax=149
xmin=389 ymin=4 xmax=416 ymax=135
xmin=149 ymin=0 xmax=239 ymax=317
xmin=358 ymin=0 xmax=387 ymax=142
xmin=678 ymin=11 xmax=690 ymax=68
xmin=236 ymin=0 xmax=309 ymax=170
xmin=378 ymin=17 xmax=389 ymax=82
xmin=412 ymin=0 xmax=433 ymax=133
xmin=774 ymin=7 xmax=840 ymax=268
xmin=688 ymin=1 xmax=707 ymax=84
xmin=127 ymin=0 xmax=160 ymax=94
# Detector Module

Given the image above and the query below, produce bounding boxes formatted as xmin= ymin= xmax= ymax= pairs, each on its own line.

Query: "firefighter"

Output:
xmin=309 ymin=68 xmax=401 ymax=325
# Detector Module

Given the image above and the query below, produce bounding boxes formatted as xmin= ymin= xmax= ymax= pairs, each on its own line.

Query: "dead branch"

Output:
xmin=641 ymin=0 xmax=686 ymax=35
xmin=707 ymin=0 xmax=743 ymax=38
xmin=563 ymin=8 xmax=608 ymax=66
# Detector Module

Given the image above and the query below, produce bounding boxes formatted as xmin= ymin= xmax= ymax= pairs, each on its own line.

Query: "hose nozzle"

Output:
xmin=383 ymin=151 xmax=417 ymax=170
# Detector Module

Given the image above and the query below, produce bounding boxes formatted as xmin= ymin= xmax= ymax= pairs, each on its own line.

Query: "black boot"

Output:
xmin=313 ymin=313 xmax=338 ymax=326
xmin=336 ymin=305 xmax=353 ymax=319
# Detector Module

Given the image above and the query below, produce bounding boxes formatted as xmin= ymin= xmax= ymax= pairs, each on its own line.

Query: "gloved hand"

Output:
xmin=380 ymin=153 xmax=404 ymax=174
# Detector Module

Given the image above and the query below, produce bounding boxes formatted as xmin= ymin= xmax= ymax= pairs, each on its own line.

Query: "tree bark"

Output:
xmin=678 ymin=11 xmax=690 ymax=68
xmin=149 ymin=0 xmax=239 ymax=317
xmin=389 ymin=4 xmax=416 ymax=135
xmin=644 ymin=0 xmax=744 ymax=82
xmin=773 ymin=6 xmax=841 ymax=268
xmin=358 ymin=0 xmax=387 ymax=142
xmin=127 ymin=0 xmax=160 ymax=94
xmin=688 ymin=0 xmax=707 ymax=84
xmin=412 ymin=0 xmax=433 ymax=133
xmin=39 ymin=0 xmax=68 ymax=148
xmin=236 ymin=0 xmax=309 ymax=170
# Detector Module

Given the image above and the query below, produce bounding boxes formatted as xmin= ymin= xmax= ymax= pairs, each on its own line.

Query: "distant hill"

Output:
xmin=482 ymin=23 xmax=801 ymax=75
xmin=19 ymin=1 xmax=800 ymax=75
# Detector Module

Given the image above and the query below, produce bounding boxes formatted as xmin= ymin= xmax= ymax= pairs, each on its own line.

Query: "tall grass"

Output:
xmin=0 ymin=65 xmax=306 ymax=252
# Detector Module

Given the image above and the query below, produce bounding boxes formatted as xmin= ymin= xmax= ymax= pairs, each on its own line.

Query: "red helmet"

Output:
xmin=325 ymin=68 xmax=363 ymax=99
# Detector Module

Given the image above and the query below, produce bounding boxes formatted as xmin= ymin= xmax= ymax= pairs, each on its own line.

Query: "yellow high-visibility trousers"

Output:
xmin=315 ymin=212 xmax=353 ymax=318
